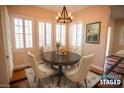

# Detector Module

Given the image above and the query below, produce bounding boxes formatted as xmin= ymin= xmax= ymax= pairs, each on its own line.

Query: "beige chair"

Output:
xmin=71 ymin=48 xmax=82 ymax=56
xmin=64 ymin=53 xmax=94 ymax=87
xmin=42 ymin=46 xmax=53 ymax=53
xmin=65 ymin=48 xmax=82 ymax=70
xmin=27 ymin=51 xmax=55 ymax=87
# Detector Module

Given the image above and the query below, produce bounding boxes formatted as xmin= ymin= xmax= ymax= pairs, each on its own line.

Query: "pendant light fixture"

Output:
xmin=56 ymin=6 xmax=73 ymax=23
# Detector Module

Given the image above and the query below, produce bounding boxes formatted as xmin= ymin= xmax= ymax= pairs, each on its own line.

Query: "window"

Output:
xmin=25 ymin=20 xmax=33 ymax=48
xmin=39 ymin=21 xmax=52 ymax=48
xmin=14 ymin=18 xmax=24 ymax=49
xmin=14 ymin=17 xmax=33 ymax=49
xmin=70 ymin=23 xmax=83 ymax=47
xmin=56 ymin=24 xmax=66 ymax=46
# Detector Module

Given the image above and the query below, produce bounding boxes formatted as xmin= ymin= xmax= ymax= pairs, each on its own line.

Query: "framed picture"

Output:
xmin=86 ymin=22 xmax=101 ymax=44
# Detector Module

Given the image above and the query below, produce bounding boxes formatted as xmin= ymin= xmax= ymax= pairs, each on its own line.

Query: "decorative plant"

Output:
xmin=56 ymin=42 xmax=61 ymax=51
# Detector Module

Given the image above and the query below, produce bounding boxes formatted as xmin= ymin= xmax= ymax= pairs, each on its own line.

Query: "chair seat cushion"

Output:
xmin=38 ymin=64 xmax=55 ymax=76
xmin=64 ymin=67 xmax=79 ymax=76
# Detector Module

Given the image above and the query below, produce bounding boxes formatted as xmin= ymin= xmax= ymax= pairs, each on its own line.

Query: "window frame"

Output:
xmin=11 ymin=14 xmax=35 ymax=52
xmin=69 ymin=21 xmax=83 ymax=48
xmin=38 ymin=19 xmax=53 ymax=49
xmin=55 ymin=23 xmax=67 ymax=47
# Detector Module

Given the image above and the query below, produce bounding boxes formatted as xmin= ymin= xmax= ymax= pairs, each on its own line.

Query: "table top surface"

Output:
xmin=42 ymin=51 xmax=81 ymax=66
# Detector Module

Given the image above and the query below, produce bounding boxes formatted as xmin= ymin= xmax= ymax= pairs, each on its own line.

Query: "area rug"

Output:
xmin=25 ymin=68 xmax=101 ymax=88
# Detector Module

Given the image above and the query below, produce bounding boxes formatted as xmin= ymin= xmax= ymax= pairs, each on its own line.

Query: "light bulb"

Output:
xmin=71 ymin=16 xmax=73 ymax=20
xmin=58 ymin=12 xmax=61 ymax=16
xmin=56 ymin=16 xmax=58 ymax=19
xmin=68 ymin=13 xmax=71 ymax=17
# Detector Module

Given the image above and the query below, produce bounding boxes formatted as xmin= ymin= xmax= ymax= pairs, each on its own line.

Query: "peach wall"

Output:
xmin=73 ymin=6 xmax=109 ymax=71
xmin=111 ymin=19 xmax=124 ymax=53
xmin=7 ymin=5 xmax=57 ymax=67
xmin=7 ymin=5 xmax=110 ymax=72
xmin=109 ymin=18 xmax=115 ymax=54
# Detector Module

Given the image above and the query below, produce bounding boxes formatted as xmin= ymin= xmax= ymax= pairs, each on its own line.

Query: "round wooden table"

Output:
xmin=42 ymin=51 xmax=81 ymax=86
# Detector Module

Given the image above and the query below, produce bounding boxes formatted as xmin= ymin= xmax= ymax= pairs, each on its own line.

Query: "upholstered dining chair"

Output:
xmin=65 ymin=48 xmax=82 ymax=70
xmin=71 ymin=48 xmax=82 ymax=56
xmin=64 ymin=53 xmax=94 ymax=87
xmin=27 ymin=51 xmax=56 ymax=87
xmin=42 ymin=46 xmax=54 ymax=53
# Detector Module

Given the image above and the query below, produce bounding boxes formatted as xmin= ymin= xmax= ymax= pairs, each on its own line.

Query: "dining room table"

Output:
xmin=42 ymin=51 xmax=81 ymax=86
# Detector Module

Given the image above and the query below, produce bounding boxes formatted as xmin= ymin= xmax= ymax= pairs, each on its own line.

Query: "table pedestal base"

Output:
xmin=57 ymin=66 xmax=63 ymax=86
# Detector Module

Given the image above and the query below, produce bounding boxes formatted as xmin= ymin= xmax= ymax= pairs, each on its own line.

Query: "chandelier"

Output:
xmin=56 ymin=6 xmax=73 ymax=23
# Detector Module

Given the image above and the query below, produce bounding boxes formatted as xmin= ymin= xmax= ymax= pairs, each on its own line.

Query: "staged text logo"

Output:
xmin=100 ymin=74 xmax=122 ymax=85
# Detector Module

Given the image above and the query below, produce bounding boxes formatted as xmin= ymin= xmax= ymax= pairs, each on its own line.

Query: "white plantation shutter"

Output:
xmin=14 ymin=18 xmax=24 ymax=49
xmin=69 ymin=22 xmax=83 ymax=56
xmin=25 ymin=20 xmax=33 ymax=48
xmin=46 ymin=23 xmax=52 ymax=47
xmin=70 ymin=23 xmax=82 ymax=47
xmin=77 ymin=23 xmax=82 ymax=47
xmin=39 ymin=22 xmax=45 ymax=47
xmin=61 ymin=25 xmax=66 ymax=45
xmin=39 ymin=21 xmax=52 ymax=48
xmin=14 ymin=17 xmax=33 ymax=49
xmin=56 ymin=24 xmax=66 ymax=46
xmin=56 ymin=24 xmax=61 ymax=43
xmin=71 ymin=24 xmax=76 ymax=46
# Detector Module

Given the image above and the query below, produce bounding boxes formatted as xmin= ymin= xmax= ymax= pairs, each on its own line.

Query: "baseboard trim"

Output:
xmin=10 ymin=77 xmax=27 ymax=84
xmin=13 ymin=62 xmax=44 ymax=72
xmin=14 ymin=62 xmax=104 ymax=75
xmin=13 ymin=63 xmax=30 ymax=72
xmin=91 ymin=64 xmax=104 ymax=75
xmin=0 ymin=84 xmax=10 ymax=88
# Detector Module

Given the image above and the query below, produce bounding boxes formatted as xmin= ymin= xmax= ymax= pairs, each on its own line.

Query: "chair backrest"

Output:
xmin=71 ymin=47 xmax=82 ymax=56
xmin=42 ymin=46 xmax=53 ymax=53
xmin=76 ymin=53 xmax=95 ymax=82
xmin=27 ymin=51 xmax=38 ymax=66
xmin=27 ymin=51 xmax=41 ymax=78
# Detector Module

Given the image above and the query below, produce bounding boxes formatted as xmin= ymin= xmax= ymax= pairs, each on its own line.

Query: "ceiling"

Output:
xmin=35 ymin=5 xmax=124 ymax=19
xmin=35 ymin=5 xmax=91 ymax=13
xmin=111 ymin=6 xmax=124 ymax=19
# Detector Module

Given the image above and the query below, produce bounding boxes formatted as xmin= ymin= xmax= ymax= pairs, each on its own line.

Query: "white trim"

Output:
xmin=55 ymin=23 xmax=67 ymax=47
xmin=11 ymin=14 xmax=34 ymax=20
xmin=10 ymin=14 xmax=35 ymax=52
xmin=0 ymin=84 xmax=10 ymax=88
xmin=69 ymin=21 xmax=83 ymax=47
xmin=91 ymin=64 xmax=104 ymax=72
xmin=69 ymin=21 xmax=84 ymax=56
xmin=105 ymin=27 xmax=112 ymax=56
xmin=38 ymin=18 xmax=52 ymax=23
xmin=37 ymin=19 xmax=53 ymax=50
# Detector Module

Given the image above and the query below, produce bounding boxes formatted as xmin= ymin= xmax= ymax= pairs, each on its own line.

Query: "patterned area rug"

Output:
xmin=25 ymin=68 xmax=101 ymax=88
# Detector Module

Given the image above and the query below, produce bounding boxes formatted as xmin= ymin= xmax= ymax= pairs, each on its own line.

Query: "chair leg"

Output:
xmin=34 ymin=76 xmax=36 ymax=82
xmin=38 ymin=79 xmax=41 ymax=88
xmin=84 ymin=79 xmax=87 ymax=88
xmin=51 ymin=76 xmax=54 ymax=84
xmin=64 ymin=78 xmax=66 ymax=85
xmin=76 ymin=83 xmax=80 ymax=88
